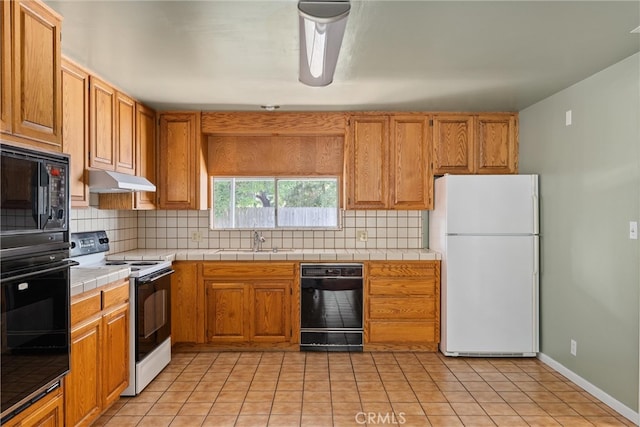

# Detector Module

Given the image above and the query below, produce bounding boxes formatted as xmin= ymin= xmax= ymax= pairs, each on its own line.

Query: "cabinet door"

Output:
xmin=250 ymin=282 xmax=290 ymax=342
xmin=15 ymin=388 xmax=64 ymax=427
xmin=205 ymin=283 xmax=248 ymax=343
xmin=172 ymin=262 xmax=201 ymax=343
xmin=89 ymin=76 xmax=115 ymax=170
xmin=390 ymin=116 xmax=432 ymax=209
xmin=135 ymin=103 xmax=156 ymax=209
xmin=65 ymin=317 xmax=102 ymax=427
xmin=432 ymin=115 xmax=475 ymax=174
xmin=346 ymin=115 xmax=389 ymax=209
xmin=61 ymin=58 xmax=90 ymax=207
xmin=158 ymin=112 xmax=206 ymax=209
xmin=115 ymin=92 xmax=135 ymax=174
xmin=101 ymin=303 xmax=129 ymax=408
xmin=476 ymin=114 xmax=518 ymax=174
xmin=1 ymin=0 xmax=11 ymax=133
xmin=11 ymin=0 xmax=62 ymax=149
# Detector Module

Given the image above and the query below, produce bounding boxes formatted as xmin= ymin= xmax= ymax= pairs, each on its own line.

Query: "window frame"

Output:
xmin=209 ymin=176 xmax=342 ymax=230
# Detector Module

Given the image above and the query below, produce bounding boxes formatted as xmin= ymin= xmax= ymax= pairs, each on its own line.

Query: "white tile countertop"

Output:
xmin=70 ymin=266 xmax=130 ymax=297
xmin=106 ymin=248 xmax=441 ymax=262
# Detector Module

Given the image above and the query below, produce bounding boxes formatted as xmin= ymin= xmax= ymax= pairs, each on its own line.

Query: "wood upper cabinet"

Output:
xmin=346 ymin=114 xmax=432 ymax=210
xmin=2 ymin=0 xmax=63 ymax=151
xmin=115 ymin=92 xmax=135 ymax=174
xmin=390 ymin=116 xmax=432 ymax=209
xmin=89 ymin=76 xmax=116 ymax=170
xmin=346 ymin=115 xmax=389 ymax=209
xmin=158 ymin=112 xmax=208 ymax=210
xmin=432 ymin=115 xmax=475 ymax=174
xmin=432 ymin=113 xmax=518 ymax=175
xmin=61 ymin=58 xmax=90 ymax=207
xmin=476 ymin=113 xmax=518 ymax=174
xmin=365 ymin=261 xmax=440 ymax=351
xmin=134 ymin=103 xmax=156 ymax=209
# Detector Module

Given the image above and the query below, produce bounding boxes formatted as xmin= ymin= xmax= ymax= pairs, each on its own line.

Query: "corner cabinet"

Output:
xmin=201 ymin=262 xmax=296 ymax=348
xmin=345 ymin=114 xmax=433 ymax=210
xmin=365 ymin=261 xmax=440 ymax=351
xmin=432 ymin=113 xmax=518 ymax=175
xmin=158 ymin=112 xmax=208 ymax=210
xmin=1 ymin=0 xmax=63 ymax=151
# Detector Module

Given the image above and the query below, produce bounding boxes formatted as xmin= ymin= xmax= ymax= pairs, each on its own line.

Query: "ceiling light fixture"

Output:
xmin=298 ymin=0 xmax=350 ymax=87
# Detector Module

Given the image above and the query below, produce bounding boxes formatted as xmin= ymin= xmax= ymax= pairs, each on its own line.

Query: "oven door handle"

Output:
xmin=1 ymin=260 xmax=78 ymax=283
xmin=137 ymin=269 xmax=175 ymax=284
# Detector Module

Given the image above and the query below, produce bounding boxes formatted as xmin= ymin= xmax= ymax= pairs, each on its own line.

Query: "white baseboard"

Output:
xmin=537 ymin=353 xmax=639 ymax=425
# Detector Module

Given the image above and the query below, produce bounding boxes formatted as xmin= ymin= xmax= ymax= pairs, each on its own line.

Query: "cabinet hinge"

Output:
xmin=429 ymin=119 xmax=433 ymax=126
xmin=290 ymin=288 xmax=292 ymax=295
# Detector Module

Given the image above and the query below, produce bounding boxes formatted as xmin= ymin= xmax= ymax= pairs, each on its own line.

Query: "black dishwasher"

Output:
xmin=300 ymin=263 xmax=363 ymax=352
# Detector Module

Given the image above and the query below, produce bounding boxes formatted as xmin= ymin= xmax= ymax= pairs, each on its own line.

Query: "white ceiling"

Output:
xmin=45 ymin=0 xmax=640 ymax=112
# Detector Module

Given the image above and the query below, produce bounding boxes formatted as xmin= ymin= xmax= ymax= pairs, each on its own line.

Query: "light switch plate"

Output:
xmin=565 ymin=110 xmax=572 ymax=126
xmin=630 ymin=221 xmax=638 ymax=240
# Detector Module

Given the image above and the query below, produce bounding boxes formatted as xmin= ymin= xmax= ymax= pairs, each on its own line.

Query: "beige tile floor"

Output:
xmin=94 ymin=351 xmax=635 ymax=427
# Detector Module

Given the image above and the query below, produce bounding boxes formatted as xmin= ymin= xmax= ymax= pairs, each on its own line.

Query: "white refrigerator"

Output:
xmin=429 ymin=174 xmax=539 ymax=357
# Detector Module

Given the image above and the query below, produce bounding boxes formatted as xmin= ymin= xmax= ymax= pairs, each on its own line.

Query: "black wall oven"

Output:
xmin=0 ymin=143 xmax=73 ymax=423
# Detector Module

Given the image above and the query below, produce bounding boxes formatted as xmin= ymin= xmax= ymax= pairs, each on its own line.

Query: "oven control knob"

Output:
xmin=70 ymin=242 xmax=76 ymax=249
xmin=99 ymin=237 xmax=109 ymax=244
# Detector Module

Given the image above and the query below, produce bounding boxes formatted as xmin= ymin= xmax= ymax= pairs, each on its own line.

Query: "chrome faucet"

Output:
xmin=252 ymin=230 xmax=266 ymax=252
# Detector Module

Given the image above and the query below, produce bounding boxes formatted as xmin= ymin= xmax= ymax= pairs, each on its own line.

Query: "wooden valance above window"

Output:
xmin=207 ymin=135 xmax=344 ymax=176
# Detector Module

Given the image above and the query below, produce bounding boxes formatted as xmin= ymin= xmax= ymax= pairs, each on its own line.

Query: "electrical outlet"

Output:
xmin=570 ymin=339 xmax=577 ymax=356
xmin=191 ymin=231 xmax=202 ymax=242
xmin=357 ymin=230 xmax=368 ymax=242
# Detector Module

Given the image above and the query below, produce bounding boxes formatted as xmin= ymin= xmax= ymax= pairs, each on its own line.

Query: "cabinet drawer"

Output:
xmin=102 ymin=280 xmax=129 ymax=309
xmin=369 ymin=278 xmax=435 ymax=296
xmin=369 ymin=321 xmax=436 ymax=343
xmin=202 ymin=262 xmax=295 ymax=279
xmin=368 ymin=296 xmax=435 ymax=320
xmin=71 ymin=292 xmax=101 ymax=326
xmin=368 ymin=262 xmax=437 ymax=278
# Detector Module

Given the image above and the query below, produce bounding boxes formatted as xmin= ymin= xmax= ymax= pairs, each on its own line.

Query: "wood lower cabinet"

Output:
xmin=171 ymin=262 xmax=202 ymax=343
xmin=187 ymin=262 xmax=296 ymax=348
xmin=66 ymin=280 xmax=129 ymax=427
xmin=365 ymin=261 xmax=440 ymax=351
xmin=2 ymin=0 xmax=62 ymax=151
xmin=3 ymin=384 xmax=64 ymax=427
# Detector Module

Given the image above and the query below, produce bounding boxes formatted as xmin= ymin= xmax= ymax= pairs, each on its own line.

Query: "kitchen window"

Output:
xmin=210 ymin=177 xmax=340 ymax=229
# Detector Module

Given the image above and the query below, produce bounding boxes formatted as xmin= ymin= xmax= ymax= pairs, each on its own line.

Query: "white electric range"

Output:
xmin=70 ymin=231 xmax=173 ymax=396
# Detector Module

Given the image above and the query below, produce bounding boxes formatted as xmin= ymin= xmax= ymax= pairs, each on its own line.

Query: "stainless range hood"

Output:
xmin=89 ymin=170 xmax=156 ymax=193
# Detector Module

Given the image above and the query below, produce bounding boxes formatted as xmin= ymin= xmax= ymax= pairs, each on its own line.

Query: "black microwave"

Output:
xmin=0 ymin=144 xmax=70 ymax=257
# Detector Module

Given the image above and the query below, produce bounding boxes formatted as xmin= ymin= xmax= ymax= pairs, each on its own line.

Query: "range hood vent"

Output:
xmin=89 ymin=170 xmax=156 ymax=193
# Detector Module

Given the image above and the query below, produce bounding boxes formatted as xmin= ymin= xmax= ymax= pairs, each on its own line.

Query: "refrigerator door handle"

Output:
xmin=532 ymin=194 xmax=539 ymax=235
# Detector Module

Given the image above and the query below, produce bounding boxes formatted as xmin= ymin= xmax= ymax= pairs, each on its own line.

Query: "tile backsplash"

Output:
xmin=137 ymin=210 xmax=423 ymax=250
xmin=70 ymin=195 xmax=138 ymax=254
xmin=71 ymin=199 xmax=424 ymax=252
